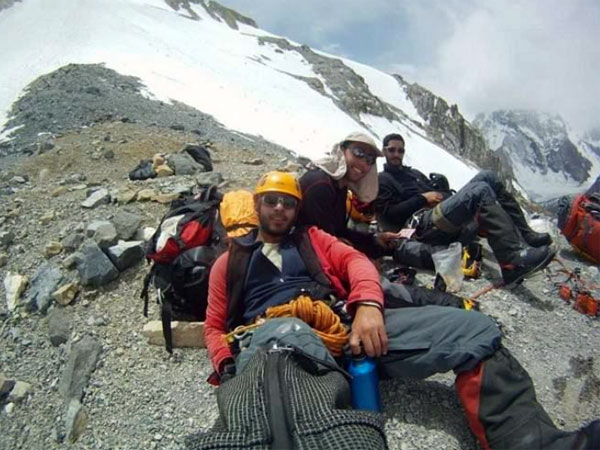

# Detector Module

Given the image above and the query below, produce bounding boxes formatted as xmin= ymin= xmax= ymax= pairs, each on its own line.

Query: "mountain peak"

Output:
xmin=165 ymin=0 xmax=256 ymax=29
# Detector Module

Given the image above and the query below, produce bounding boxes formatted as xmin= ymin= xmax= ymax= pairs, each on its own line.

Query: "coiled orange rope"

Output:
xmin=265 ymin=295 xmax=349 ymax=356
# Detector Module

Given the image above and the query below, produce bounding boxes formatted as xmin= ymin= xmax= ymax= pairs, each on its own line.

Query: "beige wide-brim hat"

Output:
xmin=341 ymin=131 xmax=383 ymax=156
xmin=314 ymin=131 xmax=381 ymax=203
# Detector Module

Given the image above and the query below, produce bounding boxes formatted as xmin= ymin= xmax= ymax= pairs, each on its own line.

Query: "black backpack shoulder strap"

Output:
xmin=225 ymin=241 xmax=254 ymax=331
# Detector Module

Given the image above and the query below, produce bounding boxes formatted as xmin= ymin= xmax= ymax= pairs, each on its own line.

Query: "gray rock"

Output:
xmin=112 ymin=210 xmax=142 ymax=240
xmin=25 ymin=263 xmax=64 ymax=313
xmin=106 ymin=240 xmax=144 ymax=271
xmin=59 ymin=335 xmax=101 ymax=401
xmin=0 ymin=252 xmax=7 ymax=267
xmin=86 ymin=221 xmax=117 ymax=249
xmin=75 ymin=240 xmax=119 ymax=287
xmin=48 ymin=308 xmax=71 ymax=346
xmin=196 ymin=171 xmax=223 ymax=186
xmin=65 ymin=398 xmax=88 ymax=443
xmin=81 ymin=188 xmax=110 ymax=209
xmin=63 ymin=253 xmax=80 ymax=270
xmin=7 ymin=381 xmax=31 ymax=403
xmin=0 ymin=230 xmax=15 ymax=248
xmin=167 ymin=152 xmax=200 ymax=175
xmin=61 ymin=233 xmax=84 ymax=253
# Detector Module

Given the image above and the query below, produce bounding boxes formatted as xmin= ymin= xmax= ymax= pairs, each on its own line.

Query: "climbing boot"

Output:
xmin=497 ymin=189 xmax=552 ymax=247
xmin=499 ymin=245 xmax=556 ymax=286
xmin=456 ymin=346 xmax=598 ymax=450
xmin=479 ymin=202 xmax=554 ymax=285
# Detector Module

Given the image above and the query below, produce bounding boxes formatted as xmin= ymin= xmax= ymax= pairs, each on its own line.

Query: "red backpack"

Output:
xmin=141 ymin=186 xmax=226 ymax=353
xmin=559 ymin=193 xmax=600 ymax=264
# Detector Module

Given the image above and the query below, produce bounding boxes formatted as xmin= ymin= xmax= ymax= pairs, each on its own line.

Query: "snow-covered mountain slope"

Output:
xmin=474 ymin=110 xmax=600 ymax=201
xmin=0 ymin=0 xmax=479 ymax=189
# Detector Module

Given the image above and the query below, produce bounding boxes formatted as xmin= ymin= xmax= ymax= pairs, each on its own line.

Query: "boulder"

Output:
xmin=153 ymin=192 xmax=180 ymax=204
xmin=61 ymin=233 xmax=84 ymax=253
xmin=0 ymin=252 xmax=7 ymax=267
xmin=112 ymin=211 xmax=142 ymax=240
xmin=136 ymin=189 xmax=155 ymax=202
xmin=116 ymin=189 xmax=137 ymax=205
xmin=81 ymin=188 xmax=110 ymax=209
xmin=25 ymin=263 xmax=64 ymax=313
xmin=106 ymin=241 xmax=144 ymax=271
xmin=65 ymin=398 xmax=88 ymax=444
xmin=44 ymin=241 xmax=63 ymax=258
xmin=75 ymin=240 xmax=118 ymax=287
xmin=86 ymin=221 xmax=117 ymax=249
xmin=59 ymin=335 xmax=102 ymax=401
xmin=7 ymin=381 xmax=31 ymax=403
xmin=4 ymin=272 xmax=28 ymax=312
xmin=142 ymin=321 xmax=206 ymax=348
xmin=48 ymin=308 xmax=71 ymax=346
xmin=52 ymin=283 xmax=80 ymax=306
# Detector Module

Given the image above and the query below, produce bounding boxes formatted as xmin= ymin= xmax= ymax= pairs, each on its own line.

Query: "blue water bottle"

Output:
xmin=348 ymin=354 xmax=382 ymax=412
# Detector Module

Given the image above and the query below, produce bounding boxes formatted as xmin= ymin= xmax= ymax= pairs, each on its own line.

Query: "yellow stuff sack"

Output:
xmin=219 ymin=190 xmax=259 ymax=238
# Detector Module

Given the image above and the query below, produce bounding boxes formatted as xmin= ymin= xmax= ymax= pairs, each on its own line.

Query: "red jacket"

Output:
xmin=204 ymin=226 xmax=383 ymax=373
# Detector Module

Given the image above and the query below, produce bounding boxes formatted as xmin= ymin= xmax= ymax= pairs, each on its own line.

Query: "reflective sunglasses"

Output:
xmin=350 ymin=146 xmax=377 ymax=165
xmin=384 ymin=146 xmax=405 ymax=154
xmin=262 ymin=193 xmax=298 ymax=209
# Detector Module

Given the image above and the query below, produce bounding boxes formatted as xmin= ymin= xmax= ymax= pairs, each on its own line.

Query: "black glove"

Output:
xmin=219 ymin=358 xmax=236 ymax=383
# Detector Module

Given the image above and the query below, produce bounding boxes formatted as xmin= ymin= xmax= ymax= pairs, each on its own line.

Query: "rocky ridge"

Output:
xmin=0 ymin=64 xmax=599 ymax=450
xmin=393 ymin=75 xmax=508 ymax=183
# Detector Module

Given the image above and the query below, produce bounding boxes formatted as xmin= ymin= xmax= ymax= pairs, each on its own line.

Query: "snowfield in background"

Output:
xmin=0 ymin=0 xmax=477 ymax=189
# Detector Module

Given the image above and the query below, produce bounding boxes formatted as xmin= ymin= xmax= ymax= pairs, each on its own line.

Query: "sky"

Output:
xmin=218 ymin=0 xmax=600 ymax=133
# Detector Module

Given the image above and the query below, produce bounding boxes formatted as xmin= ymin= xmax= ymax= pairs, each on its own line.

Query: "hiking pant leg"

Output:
xmin=379 ymin=306 xmax=501 ymax=379
xmin=456 ymin=347 xmax=577 ymax=450
xmin=434 ymin=179 xmax=497 ymax=232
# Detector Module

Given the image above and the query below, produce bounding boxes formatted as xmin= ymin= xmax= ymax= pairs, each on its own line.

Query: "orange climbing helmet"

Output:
xmin=255 ymin=171 xmax=302 ymax=201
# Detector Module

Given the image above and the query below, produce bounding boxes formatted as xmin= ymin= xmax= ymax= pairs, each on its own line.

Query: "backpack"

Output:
xmin=141 ymin=185 xmax=226 ymax=353
xmin=559 ymin=193 xmax=600 ymax=264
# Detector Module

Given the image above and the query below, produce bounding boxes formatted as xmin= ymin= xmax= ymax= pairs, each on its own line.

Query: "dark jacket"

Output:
xmin=298 ymin=168 xmax=382 ymax=258
xmin=374 ymin=164 xmax=435 ymax=231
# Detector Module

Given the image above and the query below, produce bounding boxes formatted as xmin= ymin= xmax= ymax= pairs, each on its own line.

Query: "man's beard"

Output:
xmin=258 ymin=210 xmax=294 ymax=236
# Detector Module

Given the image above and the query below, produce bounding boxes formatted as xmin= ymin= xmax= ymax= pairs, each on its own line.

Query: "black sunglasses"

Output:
xmin=262 ymin=193 xmax=298 ymax=209
xmin=350 ymin=146 xmax=377 ymax=165
xmin=384 ymin=146 xmax=405 ymax=154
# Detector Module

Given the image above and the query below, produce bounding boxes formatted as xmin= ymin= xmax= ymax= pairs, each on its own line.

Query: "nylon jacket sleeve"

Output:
xmin=204 ymin=252 xmax=233 ymax=372
xmin=308 ymin=227 xmax=383 ymax=314
xmin=374 ymin=173 xmax=428 ymax=227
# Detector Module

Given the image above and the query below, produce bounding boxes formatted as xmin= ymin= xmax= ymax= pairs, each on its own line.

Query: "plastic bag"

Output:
xmin=431 ymin=242 xmax=463 ymax=292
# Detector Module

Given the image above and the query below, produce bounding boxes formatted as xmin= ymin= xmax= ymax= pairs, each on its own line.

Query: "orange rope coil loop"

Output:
xmin=265 ymin=295 xmax=349 ymax=356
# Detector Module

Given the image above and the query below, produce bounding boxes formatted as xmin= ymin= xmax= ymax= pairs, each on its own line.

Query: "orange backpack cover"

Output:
xmin=560 ymin=194 xmax=600 ymax=264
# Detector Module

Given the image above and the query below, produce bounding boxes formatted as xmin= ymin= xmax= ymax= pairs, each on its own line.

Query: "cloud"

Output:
xmin=219 ymin=0 xmax=600 ymax=131
xmin=417 ymin=1 xmax=600 ymax=130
